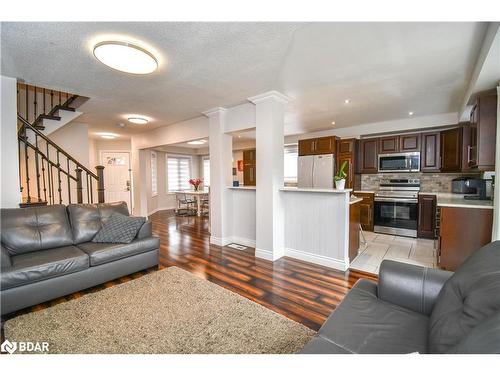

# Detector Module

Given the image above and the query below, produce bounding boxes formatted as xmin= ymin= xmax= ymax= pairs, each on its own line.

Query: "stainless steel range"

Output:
xmin=374 ymin=178 xmax=420 ymax=238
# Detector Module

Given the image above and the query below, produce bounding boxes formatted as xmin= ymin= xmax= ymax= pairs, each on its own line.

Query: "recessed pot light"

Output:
xmin=93 ymin=41 xmax=158 ymax=74
xmin=408 ymin=111 xmax=414 ymax=116
xmin=187 ymin=140 xmax=207 ymax=145
xmin=344 ymin=99 xmax=350 ymax=104
xmin=128 ymin=117 xmax=148 ymax=125
xmin=331 ymin=121 xmax=336 ymax=125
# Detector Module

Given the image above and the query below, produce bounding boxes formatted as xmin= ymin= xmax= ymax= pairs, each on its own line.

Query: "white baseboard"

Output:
xmin=284 ymin=247 xmax=348 ymax=271
xmin=210 ymin=236 xmax=232 ymax=246
xmin=255 ymin=248 xmax=273 ymax=261
xmin=230 ymin=236 xmax=256 ymax=248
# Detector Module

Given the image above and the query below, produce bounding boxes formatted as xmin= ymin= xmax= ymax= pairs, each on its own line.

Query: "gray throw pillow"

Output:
xmin=92 ymin=213 xmax=146 ymax=244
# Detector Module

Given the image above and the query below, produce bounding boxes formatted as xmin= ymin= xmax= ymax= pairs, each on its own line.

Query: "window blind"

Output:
xmin=167 ymin=156 xmax=191 ymax=191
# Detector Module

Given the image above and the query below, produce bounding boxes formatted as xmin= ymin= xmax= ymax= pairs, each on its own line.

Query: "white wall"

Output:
xmin=0 ymin=75 xmax=21 ymax=208
xmin=50 ymin=122 xmax=91 ymax=169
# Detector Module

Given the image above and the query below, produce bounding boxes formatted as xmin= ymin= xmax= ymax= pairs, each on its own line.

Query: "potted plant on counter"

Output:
xmin=334 ymin=161 xmax=348 ymax=190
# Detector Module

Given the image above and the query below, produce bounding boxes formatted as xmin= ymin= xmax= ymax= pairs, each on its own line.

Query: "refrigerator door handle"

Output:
xmin=311 ymin=157 xmax=315 ymax=188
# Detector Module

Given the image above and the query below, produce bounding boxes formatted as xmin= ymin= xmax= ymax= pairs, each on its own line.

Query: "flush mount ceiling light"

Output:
xmin=96 ymin=132 xmax=118 ymax=139
xmin=187 ymin=140 xmax=207 ymax=145
xmin=344 ymin=99 xmax=350 ymax=104
xmin=331 ymin=121 xmax=336 ymax=125
xmin=93 ymin=41 xmax=158 ymax=74
xmin=408 ymin=111 xmax=414 ymax=116
xmin=127 ymin=117 xmax=149 ymax=125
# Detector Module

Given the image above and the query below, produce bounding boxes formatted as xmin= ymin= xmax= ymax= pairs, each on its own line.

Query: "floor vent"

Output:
xmin=227 ymin=243 xmax=247 ymax=251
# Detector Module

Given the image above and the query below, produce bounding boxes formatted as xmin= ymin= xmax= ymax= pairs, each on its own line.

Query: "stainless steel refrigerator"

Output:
xmin=297 ymin=154 xmax=336 ymax=189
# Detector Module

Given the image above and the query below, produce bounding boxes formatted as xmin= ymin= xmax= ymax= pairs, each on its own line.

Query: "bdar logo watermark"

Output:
xmin=1 ymin=339 xmax=49 ymax=354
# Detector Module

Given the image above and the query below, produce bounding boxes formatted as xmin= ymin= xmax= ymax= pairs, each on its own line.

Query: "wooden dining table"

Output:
xmin=173 ymin=190 xmax=209 ymax=217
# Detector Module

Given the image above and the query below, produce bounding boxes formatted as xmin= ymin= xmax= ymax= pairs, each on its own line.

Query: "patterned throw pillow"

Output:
xmin=92 ymin=213 xmax=146 ymax=244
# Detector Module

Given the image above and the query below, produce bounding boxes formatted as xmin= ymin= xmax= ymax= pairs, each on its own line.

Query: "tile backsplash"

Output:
xmin=361 ymin=172 xmax=480 ymax=193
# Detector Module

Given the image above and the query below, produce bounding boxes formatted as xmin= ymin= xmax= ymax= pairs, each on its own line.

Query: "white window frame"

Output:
xmin=167 ymin=154 xmax=192 ymax=192
xmin=202 ymin=156 xmax=210 ymax=187
xmin=151 ymin=151 xmax=158 ymax=197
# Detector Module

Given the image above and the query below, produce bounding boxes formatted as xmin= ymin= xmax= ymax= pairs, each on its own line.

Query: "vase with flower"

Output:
xmin=189 ymin=178 xmax=203 ymax=191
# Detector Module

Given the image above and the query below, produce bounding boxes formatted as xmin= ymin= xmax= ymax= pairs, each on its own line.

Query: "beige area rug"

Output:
xmin=5 ymin=267 xmax=315 ymax=354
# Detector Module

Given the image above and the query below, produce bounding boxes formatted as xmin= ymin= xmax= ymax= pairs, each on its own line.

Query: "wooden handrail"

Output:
xmin=18 ymin=114 xmax=98 ymax=179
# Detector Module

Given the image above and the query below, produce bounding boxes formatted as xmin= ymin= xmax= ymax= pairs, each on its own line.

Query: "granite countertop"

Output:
xmin=419 ymin=192 xmax=493 ymax=209
xmin=353 ymin=190 xmax=375 ymax=194
xmin=227 ymin=186 xmax=256 ymax=190
xmin=280 ymin=187 xmax=352 ymax=194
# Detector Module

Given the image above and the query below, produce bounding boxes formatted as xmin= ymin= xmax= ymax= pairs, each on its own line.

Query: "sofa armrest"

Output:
xmin=1 ymin=244 xmax=12 ymax=269
xmin=378 ymin=260 xmax=452 ymax=316
xmin=136 ymin=220 xmax=153 ymax=239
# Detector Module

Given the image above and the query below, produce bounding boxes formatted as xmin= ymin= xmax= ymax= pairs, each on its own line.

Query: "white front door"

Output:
xmin=101 ymin=152 xmax=132 ymax=210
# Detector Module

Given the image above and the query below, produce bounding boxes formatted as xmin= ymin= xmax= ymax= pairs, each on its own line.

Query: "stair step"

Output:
xmin=19 ymin=197 xmax=48 ymax=208
xmin=37 ymin=114 xmax=61 ymax=121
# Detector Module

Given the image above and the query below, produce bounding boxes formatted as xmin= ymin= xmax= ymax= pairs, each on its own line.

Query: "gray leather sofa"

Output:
xmin=0 ymin=202 xmax=159 ymax=316
xmin=301 ymin=241 xmax=500 ymax=354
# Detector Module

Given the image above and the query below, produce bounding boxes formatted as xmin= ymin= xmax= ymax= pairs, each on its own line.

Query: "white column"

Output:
xmin=248 ymin=91 xmax=290 ymax=261
xmin=1 ymin=75 xmax=21 ymax=208
xmin=130 ymin=138 xmax=148 ymax=217
xmin=205 ymin=107 xmax=233 ymax=246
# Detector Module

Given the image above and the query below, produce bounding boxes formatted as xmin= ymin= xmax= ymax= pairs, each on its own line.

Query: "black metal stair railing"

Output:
xmin=17 ymin=115 xmax=105 ymax=206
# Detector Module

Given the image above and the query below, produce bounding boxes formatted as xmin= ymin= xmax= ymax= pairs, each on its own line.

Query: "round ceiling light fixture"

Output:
xmin=96 ymin=132 xmax=119 ymax=139
xmin=187 ymin=140 xmax=207 ymax=145
xmin=93 ymin=41 xmax=158 ymax=74
xmin=127 ymin=117 xmax=149 ymax=125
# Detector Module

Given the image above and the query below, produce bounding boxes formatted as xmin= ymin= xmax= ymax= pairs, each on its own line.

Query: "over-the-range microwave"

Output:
xmin=378 ymin=152 xmax=420 ymax=173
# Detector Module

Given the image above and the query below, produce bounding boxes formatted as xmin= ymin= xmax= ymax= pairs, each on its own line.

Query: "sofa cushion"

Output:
xmin=1 ymin=245 xmax=89 ymax=290
xmin=429 ymin=241 xmax=500 ymax=353
xmin=77 ymin=237 xmax=159 ymax=266
xmin=318 ymin=279 xmax=429 ymax=354
xmin=1 ymin=205 xmax=73 ymax=255
xmin=92 ymin=213 xmax=145 ymax=244
xmin=446 ymin=311 xmax=500 ymax=354
xmin=67 ymin=202 xmax=129 ymax=244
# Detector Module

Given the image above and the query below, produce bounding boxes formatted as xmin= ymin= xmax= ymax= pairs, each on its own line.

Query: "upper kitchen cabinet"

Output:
xmin=440 ymin=127 xmax=462 ymax=172
xmin=243 ymin=149 xmax=256 ymax=186
xmin=399 ymin=133 xmax=420 ymax=152
xmin=460 ymin=123 xmax=472 ymax=173
xmin=357 ymin=138 xmax=378 ymax=174
xmin=421 ymin=132 xmax=441 ymax=172
xmin=467 ymin=90 xmax=497 ymax=171
xmin=378 ymin=136 xmax=399 ymax=153
xmin=298 ymin=136 xmax=337 ymax=156
xmin=337 ymin=138 xmax=356 ymax=189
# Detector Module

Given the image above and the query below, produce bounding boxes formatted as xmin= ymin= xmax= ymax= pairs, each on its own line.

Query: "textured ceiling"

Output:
xmin=1 ymin=22 xmax=489 ymax=137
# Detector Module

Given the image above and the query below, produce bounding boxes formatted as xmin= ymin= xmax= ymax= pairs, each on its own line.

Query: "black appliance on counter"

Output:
xmin=451 ymin=177 xmax=477 ymax=194
xmin=463 ymin=179 xmax=490 ymax=201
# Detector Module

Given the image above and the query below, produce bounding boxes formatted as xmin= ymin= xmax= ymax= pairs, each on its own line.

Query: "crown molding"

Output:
xmin=248 ymin=90 xmax=291 ymax=105
xmin=202 ymin=107 xmax=227 ymax=117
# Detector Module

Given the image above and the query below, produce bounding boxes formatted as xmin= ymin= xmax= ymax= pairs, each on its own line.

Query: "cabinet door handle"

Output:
xmin=467 ymin=145 xmax=471 ymax=163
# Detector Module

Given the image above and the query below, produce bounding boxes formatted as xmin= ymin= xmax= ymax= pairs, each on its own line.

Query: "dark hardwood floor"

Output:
xmin=2 ymin=209 xmax=377 ymax=336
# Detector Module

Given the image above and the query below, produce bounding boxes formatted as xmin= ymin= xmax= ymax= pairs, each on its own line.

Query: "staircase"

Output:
xmin=17 ymin=83 xmax=104 ymax=207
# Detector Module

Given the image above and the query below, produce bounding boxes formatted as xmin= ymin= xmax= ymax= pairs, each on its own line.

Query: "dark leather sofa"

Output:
xmin=301 ymin=241 xmax=500 ymax=354
xmin=0 ymin=202 xmax=159 ymax=316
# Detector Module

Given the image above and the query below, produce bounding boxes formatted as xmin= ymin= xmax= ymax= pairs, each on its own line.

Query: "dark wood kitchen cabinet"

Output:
xmin=421 ymin=132 xmax=441 ymax=172
xmin=461 ymin=123 xmax=472 ymax=173
xmin=337 ymin=138 xmax=356 ymax=189
xmin=440 ymin=127 xmax=462 ymax=172
xmin=349 ymin=201 xmax=361 ymax=262
xmin=358 ymin=139 xmax=378 ymax=174
xmin=355 ymin=192 xmax=374 ymax=231
xmin=438 ymin=206 xmax=492 ymax=271
xmin=468 ymin=90 xmax=497 ymax=171
xmin=379 ymin=136 xmax=399 ymax=153
xmin=298 ymin=136 xmax=337 ymax=156
xmin=399 ymin=133 xmax=420 ymax=152
xmin=417 ymin=194 xmax=436 ymax=239
xmin=243 ymin=149 xmax=256 ymax=186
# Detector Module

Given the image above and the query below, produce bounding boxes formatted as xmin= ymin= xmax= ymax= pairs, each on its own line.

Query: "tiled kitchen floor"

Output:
xmin=350 ymin=231 xmax=437 ymax=274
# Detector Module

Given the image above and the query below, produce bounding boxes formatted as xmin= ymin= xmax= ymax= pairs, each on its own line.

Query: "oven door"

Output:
xmin=378 ymin=154 xmax=410 ymax=172
xmin=374 ymin=198 xmax=418 ymax=237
